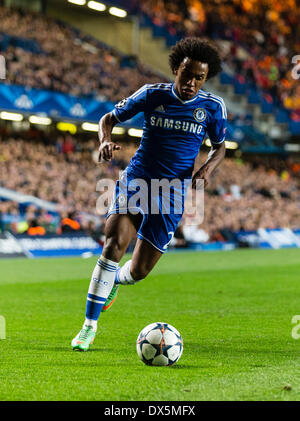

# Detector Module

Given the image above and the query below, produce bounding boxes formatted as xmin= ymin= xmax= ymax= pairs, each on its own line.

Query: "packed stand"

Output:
xmin=0 ymin=6 xmax=166 ymax=101
xmin=139 ymin=0 xmax=300 ymax=116
xmin=1 ymin=2 xmax=299 ymax=116
xmin=1 ymin=130 xmax=300 ymax=244
xmin=181 ymin=153 xmax=300 ymax=243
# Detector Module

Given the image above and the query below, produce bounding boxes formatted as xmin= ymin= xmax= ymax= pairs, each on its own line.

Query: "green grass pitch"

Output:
xmin=1 ymin=248 xmax=300 ymax=401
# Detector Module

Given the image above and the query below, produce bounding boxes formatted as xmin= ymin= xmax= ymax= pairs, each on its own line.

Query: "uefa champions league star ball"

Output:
xmin=136 ymin=322 xmax=183 ymax=366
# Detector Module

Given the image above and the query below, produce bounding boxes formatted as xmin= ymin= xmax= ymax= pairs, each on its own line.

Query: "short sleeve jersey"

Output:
xmin=113 ymin=83 xmax=227 ymax=180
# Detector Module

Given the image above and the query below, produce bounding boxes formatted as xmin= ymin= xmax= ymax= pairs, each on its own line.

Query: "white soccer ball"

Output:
xmin=136 ymin=322 xmax=183 ymax=366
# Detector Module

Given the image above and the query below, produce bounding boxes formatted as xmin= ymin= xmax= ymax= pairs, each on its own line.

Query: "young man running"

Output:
xmin=72 ymin=37 xmax=226 ymax=351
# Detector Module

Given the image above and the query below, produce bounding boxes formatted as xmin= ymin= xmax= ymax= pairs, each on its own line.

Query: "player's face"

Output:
xmin=174 ymin=58 xmax=208 ymax=100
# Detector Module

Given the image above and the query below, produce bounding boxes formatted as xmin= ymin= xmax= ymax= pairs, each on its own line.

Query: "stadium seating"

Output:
xmin=1 ymin=130 xmax=299 ymax=242
xmin=0 ymin=6 xmax=166 ymax=101
xmin=0 ymin=3 xmax=299 ymax=244
xmin=134 ymin=0 xmax=300 ymax=133
xmin=0 ymin=4 xmax=280 ymax=149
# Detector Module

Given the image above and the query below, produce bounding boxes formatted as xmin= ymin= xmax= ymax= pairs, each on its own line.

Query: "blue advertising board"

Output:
xmin=0 ymin=82 xmax=144 ymax=127
xmin=15 ymin=233 xmax=103 ymax=258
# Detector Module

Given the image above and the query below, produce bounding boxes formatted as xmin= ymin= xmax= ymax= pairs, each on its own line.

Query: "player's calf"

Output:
xmin=102 ymin=239 xmax=162 ymax=311
xmin=102 ymin=260 xmax=145 ymax=312
xmin=114 ymin=259 xmax=145 ymax=285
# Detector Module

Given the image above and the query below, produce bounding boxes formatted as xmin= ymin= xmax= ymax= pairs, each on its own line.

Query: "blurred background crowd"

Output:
xmin=0 ymin=0 xmax=300 ymax=247
xmin=1 ymin=127 xmax=299 ymax=245
xmin=0 ymin=5 xmax=166 ymax=102
xmin=1 ymin=1 xmax=299 ymax=115
xmin=140 ymin=0 xmax=300 ymax=117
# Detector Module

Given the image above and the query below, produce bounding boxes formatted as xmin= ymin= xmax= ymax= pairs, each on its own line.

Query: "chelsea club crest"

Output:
xmin=193 ymin=108 xmax=207 ymax=123
xmin=116 ymin=98 xmax=128 ymax=108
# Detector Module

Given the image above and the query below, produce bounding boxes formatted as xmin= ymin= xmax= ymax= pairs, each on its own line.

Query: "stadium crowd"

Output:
xmin=139 ymin=0 xmax=300 ymax=116
xmin=0 ymin=6 xmax=165 ymax=101
xmin=0 ymin=3 xmax=300 ymax=245
xmin=1 ymin=129 xmax=300 ymax=243
xmin=1 ymin=2 xmax=299 ymax=117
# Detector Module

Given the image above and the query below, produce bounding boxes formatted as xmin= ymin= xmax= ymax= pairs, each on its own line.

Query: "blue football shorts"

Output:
xmin=106 ymin=168 xmax=188 ymax=253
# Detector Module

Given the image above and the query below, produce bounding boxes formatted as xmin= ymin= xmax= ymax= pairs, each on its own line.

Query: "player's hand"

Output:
xmin=98 ymin=141 xmax=121 ymax=162
xmin=192 ymin=167 xmax=210 ymax=189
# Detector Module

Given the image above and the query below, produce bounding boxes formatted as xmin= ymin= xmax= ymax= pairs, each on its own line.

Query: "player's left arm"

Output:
xmin=192 ymin=142 xmax=225 ymax=189
xmin=192 ymin=100 xmax=227 ymax=189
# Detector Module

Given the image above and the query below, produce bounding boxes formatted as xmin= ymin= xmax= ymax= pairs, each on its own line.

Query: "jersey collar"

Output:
xmin=171 ymin=84 xmax=199 ymax=104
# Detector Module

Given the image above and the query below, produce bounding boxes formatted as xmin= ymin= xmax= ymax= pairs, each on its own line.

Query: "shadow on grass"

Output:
xmin=32 ymin=346 xmax=114 ymax=353
xmin=187 ymin=342 xmax=299 ymax=357
xmin=168 ymin=364 xmax=201 ymax=369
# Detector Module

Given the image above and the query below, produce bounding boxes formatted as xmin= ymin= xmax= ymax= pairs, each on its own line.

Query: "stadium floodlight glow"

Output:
xmin=225 ymin=141 xmax=238 ymax=149
xmin=205 ymin=138 xmax=238 ymax=150
xmin=0 ymin=111 xmax=23 ymax=121
xmin=57 ymin=122 xmax=77 ymax=134
xmin=284 ymin=143 xmax=300 ymax=152
xmin=82 ymin=122 xmax=98 ymax=132
xmin=109 ymin=6 xmax=127 ymax=18
xmin=29 ymin=115 xmax=52 ymax=125
xmin=112 ymin=127 xmax=125 ymax=135
xmin=68 ymin=0 xmax=86 ymax=5
xmin=128 ymin=128 xmax=143 ymax=137
xmin=87 ymin=1 xmax=106 ymax=11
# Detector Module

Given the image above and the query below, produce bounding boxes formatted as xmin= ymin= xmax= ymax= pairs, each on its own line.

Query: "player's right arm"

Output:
xmin=98 ymin=84 xmax=149 ymax=162
xmin=98 ymin=112 xmax=120 ymax=162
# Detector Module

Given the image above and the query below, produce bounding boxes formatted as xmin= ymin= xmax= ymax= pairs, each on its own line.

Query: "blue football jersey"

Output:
xmin=112 ymin=83 xmax=227 ymax=180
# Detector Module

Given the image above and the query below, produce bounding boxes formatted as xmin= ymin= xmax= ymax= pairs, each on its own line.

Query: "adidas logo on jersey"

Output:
xmin=154 ymin=105 xmax=165 ymax=113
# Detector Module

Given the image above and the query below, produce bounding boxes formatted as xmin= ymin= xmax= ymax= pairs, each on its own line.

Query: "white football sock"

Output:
xmin=117 ymin=259 xmax=135 ymax=285
xmin=84 ymin=255 xmax=118 ymax=331
xmin=116 ymin=259 xmax=143 ymax=285
xmin=83 ymin=318 xmax=98 ymax=332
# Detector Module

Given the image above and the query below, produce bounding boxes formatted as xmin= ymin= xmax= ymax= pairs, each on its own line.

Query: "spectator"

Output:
xmin=27 ymin=219 xmax=46 ymax=236
xmin=0 ymin=128 xmax=300 ymax=240
xmin=60 ymin=212 xmax=81 ymax=233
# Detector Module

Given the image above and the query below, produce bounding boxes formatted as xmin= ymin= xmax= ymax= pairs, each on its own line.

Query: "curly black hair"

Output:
xmin=169 ymin=37 xmax=222 ymax=79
